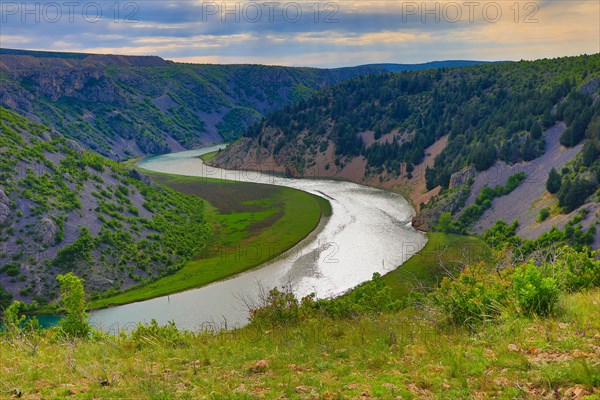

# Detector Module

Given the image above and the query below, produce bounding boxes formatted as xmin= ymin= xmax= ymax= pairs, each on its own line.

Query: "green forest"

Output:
xmin=245 ymin=54 xmax=600 ymax=197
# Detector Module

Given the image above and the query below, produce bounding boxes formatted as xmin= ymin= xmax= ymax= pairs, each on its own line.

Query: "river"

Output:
xmin=89 ymin=145 xmax=427 ymax=332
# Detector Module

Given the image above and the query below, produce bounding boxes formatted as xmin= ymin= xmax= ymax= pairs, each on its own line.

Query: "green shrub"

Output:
xmin=512 ymin=263 xmax=560 ymax=316
xmin=549 ymin=247 xmax=600 ymax=291
xmin=129 ymin=320 xmax=190 ymax=349
xmin=538 ymin=208 xmax=550 ymax=222
xmin=249 ymin=288 xmax=303 ymax=327
xmin=432 ymin=263 xmax=510 ymax=327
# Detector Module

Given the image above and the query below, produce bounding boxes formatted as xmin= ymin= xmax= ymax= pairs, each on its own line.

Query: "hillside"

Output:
xmin=0 ymin=49 xmax=374 ymax=159
xmin=213 ymin=54 xmax=600 ymax=243
xmin=0 ymin=49 xmax=496 ymax=160
xmin=0 ymin=107 xmax=212 ymax=306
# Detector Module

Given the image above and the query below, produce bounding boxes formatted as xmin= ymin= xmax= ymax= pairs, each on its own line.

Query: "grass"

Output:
xmin=199 ymin=151 xmax=218 ymax=162
xmin=382 ymin=232 xmax=492 ymax=299
xmin=3 ymin=289 xmax=599 ymax=399
xmin=90 ymin=173 xmax=330 ymax=309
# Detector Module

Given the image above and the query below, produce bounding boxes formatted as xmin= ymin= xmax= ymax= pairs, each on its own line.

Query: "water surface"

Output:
xmin=90 ymin=146 xmax=427 ymax=332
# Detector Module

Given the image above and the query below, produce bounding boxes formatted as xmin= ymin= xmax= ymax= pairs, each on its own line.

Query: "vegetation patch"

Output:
xmin=90 ymin=173 xmax=329 ymax=308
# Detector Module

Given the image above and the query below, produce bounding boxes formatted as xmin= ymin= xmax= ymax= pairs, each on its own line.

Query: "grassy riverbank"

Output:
xmin=199 ymin=151 xmax=219 ymax=162
xmin=90 ymin=173 xmax=330 ymax=309
xmin=381 ymin=232 xmax=492 ymax=299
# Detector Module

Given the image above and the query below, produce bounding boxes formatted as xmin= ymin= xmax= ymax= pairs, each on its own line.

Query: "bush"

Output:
xmin=433 ymin=263 xmax=510 ymax=327
xmin=249 ymin=287 xmax=305 ymax=327
xmin=129 ymin=320 xmax=190 ymax=349
xmin=512 ymin=263 xmax=560 ymax=316
xmin=436 ymin=212 xmax=461 ymax=234
xmin=550 ymin=247 xmax=600 ymax=291
xmin=538 ymin=208 xmax=550 ymax=222
xmin=249 ymin=273 xmax=404 ymax=326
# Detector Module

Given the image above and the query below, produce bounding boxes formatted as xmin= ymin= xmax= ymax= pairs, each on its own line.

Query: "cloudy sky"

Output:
xmin=1 ymin=0 xmax=598 ymax=67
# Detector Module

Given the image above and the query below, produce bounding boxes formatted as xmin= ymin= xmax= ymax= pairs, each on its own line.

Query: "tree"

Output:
xmin=557 ymin=177 xmax=595 ymax=212
xmin=546 ymin=168 xmax=562 ymax=194
xmin=3 ymin=301 xmax=26 ymax=335
xmin=0 ymin=284 xmax=12 ymax=312
xmin=56 ymin=273 xmax=90 ymax=337
xmin=436 ymin=212 xmax=461 ymax=233
xmin=581 ymin=142 xmax=599 ymax=167
xmin=530 ymin=122 xmax=543 ymax=140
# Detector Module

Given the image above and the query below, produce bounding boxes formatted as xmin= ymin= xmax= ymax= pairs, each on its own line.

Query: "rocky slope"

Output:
xmin=213 ymin=55 xmax=600 ymax=244
xmin=0 ymin=107 xmax=211 ymax=304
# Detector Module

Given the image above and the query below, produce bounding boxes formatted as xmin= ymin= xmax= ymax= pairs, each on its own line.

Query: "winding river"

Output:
xmin=89 ymin=145 xmax=427 ymax=332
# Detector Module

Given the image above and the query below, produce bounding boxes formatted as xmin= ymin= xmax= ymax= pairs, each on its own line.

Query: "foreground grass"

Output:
xmin=2 ymin=289 xmax=599 ymax=399
xmin=90 ymin=174 xmax=330 ymax=309
xmin=382 ymin=233 xmax=492 ymax=299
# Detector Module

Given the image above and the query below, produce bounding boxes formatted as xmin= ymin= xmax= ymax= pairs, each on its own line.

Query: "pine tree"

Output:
xmin=530 ymin=122 xmax=543 ymax=139
xmin=546 ymin=168 xmax=562 ymax=194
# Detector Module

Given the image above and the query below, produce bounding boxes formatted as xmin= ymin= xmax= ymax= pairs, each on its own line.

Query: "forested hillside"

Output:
xmin=0 ymin=107 xmax=211 ymax=308
xmin=0 ymin=49 xmax=495 ymax=160
xmin=215 ymin=54 xmax=600 ymax=237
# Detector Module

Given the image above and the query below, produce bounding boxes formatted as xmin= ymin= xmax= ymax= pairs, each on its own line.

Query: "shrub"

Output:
xmin=0 ymin=285 xmax=12 ymax=312
xmin=538 ymin=208 xmax=550 ymax=222
xmin=249 ymin=273 xmax=403 ymax=326
xmin=549 ymin=247 xmax=600 ymax=291
xmin=512 ymin=263 xmax=560 ymax=316
xmin=249 ymin=288 xmax=302 ymax=327
xmin=129 ymin=320 xmax=190 ymax=349
xmin=436 ymin=212 xmax=461 ymax=234
xmin=433 ymin=263 xmax=510 ymax=327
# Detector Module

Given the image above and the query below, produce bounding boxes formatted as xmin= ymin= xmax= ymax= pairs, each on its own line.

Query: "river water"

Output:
xmin=89 ymin=145 xmax=427 ymax=332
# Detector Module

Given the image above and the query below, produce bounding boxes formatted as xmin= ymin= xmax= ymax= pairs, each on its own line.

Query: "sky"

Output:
xmin=0 ymin=0 xmax=599 ymax=67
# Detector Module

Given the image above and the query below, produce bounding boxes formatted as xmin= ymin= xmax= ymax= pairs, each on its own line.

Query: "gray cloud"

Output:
xmin=0 ymin=0 xmax=597 ymax=67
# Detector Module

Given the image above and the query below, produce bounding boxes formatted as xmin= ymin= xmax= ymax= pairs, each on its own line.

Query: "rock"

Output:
xmin=0 ymin=186 xmax=9 ymax=205
xmin=295 ymin=385 xmax=315 ymax=394
xmin=0 ymin=187 xmax=11 ymax=225
xmin=449 ymin=166 xmax=475 ymax=189
xmin=249 ymin=359 xmax=269 ymax=373
xmin=35 ymin=218 xmax=59 ymax=246
xmin=580 ymin=77 xmax=599 ymax=96
xmin=66 ymin=140 xmax=83 ymax=153
xmin=40 ymin=131 xmax=52 ymax=142
xmin=508 ymin=343 xmax=519 ymax=352
xmin=129 ymin=169 xmax=156 ymax=187
xmin=0 ymin=202 xmax=10 ymax=226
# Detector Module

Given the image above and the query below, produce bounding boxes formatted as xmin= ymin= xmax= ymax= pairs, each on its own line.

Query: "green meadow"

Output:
xmin=90 ymin=173 xmax=330 ymax=309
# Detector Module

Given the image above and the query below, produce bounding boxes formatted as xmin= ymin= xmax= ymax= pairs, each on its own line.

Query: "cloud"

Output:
xmin=0 ymin=0 xmax=597 ymax=67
